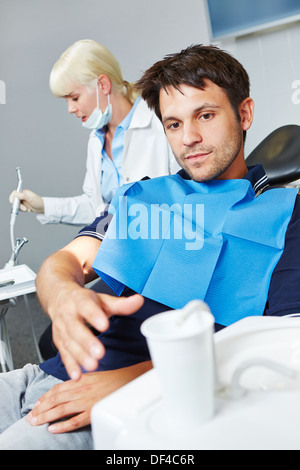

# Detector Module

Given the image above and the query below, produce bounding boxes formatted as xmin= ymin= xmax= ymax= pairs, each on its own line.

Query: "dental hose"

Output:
xmin=6 ymin=167 xmax=23 ymax=267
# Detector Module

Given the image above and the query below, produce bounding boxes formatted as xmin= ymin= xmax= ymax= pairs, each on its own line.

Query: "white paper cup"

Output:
xmin=141 ymin=300 xmax=215 ymax=428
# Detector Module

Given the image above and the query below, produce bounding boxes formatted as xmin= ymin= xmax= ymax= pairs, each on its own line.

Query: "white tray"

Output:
xmin=91 ymin=315 xmax=300 ymax=450
xmin=0 ymin=264 xmax=36 ymax=300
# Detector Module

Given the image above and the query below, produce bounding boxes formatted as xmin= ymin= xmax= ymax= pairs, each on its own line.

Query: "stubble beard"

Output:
xmin=174 ymin=127 xmax=244 ymax=183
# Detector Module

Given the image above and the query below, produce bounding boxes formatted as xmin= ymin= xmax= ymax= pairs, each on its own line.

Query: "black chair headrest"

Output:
xmin=246 ymin=125 xmax=300 ymax=185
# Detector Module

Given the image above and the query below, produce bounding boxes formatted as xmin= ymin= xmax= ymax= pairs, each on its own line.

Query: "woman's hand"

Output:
xmin=9 ymin=189 xmax=44 ymax=213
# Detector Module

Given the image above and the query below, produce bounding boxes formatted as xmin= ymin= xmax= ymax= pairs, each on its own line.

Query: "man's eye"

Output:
xmin=201 ymin=113 xmax=213 ymax=120
xmin=168 ymin=122 xmax=180 ymax=130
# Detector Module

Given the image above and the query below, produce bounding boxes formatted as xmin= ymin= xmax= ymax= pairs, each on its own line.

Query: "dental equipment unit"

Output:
xmin=0 ymin=167 xmax=42 ymax=372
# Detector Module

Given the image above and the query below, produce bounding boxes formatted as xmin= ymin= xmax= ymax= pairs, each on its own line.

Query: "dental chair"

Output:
xmin=246 ymin=124 xmax=300 ymax=186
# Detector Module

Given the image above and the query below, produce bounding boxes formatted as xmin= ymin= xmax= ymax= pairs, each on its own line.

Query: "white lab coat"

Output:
xmin=37 ymin=99 xmax=179 ymax=225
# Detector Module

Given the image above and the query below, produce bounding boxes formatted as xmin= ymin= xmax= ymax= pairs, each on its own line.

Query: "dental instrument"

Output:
xmin=6 ymin=167 xmax=28 ymax=268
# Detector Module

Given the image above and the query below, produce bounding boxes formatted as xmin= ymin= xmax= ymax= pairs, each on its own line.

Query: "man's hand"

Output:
xmin=36 ymin=241 xmax=144 ymax=381
xmin=49 ymin=287 xmax=144 ymax=381
xmin=26 ymin=362 xmax=152 ymax=433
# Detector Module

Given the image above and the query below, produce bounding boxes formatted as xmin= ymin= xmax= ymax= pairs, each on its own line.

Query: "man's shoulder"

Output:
xmin=289 ymin=192 xmax=300 ymax=223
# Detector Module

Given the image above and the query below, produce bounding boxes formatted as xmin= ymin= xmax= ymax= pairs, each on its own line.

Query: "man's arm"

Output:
xmin=36 ymin=236 xmax=144 ymax=380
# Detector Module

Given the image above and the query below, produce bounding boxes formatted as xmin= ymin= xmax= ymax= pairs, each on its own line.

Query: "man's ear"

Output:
xmin=239 ymin=97 xmax=254 ymax=132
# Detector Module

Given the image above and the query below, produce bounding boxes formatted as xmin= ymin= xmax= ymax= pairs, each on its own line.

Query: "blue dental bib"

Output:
xmin=93 ymin=174 xmax=297 ymax=326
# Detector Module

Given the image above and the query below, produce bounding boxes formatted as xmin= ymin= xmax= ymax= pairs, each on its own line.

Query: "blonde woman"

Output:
xmin=9 ymin=39 xmax=177 ymax=225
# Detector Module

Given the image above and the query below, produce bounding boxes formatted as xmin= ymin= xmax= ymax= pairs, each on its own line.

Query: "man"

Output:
xmin=1 ymin=44 xmax=300 ymax=450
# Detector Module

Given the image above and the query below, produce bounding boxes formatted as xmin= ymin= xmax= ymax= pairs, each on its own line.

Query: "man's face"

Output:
xmin=160 ymin=80 xmax=251 ymax=181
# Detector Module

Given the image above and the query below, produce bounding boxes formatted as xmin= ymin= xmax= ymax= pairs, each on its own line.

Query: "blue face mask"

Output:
xmin=82 ymin=86 xmax=112 ymax=130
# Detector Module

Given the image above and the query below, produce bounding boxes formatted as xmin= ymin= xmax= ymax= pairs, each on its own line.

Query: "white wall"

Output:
xmin=0 ymin=0 xmax=210 ymax=272
xmin=221 ymin=21 xmax=300 ymax=156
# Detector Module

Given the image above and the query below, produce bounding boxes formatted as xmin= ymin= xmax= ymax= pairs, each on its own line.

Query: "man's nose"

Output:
xmin=182 ymin=122 xmax=202 ymax=146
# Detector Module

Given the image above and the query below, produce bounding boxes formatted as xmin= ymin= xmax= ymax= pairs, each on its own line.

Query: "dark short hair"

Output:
xmin=136 ymin=44 xmax=250 ymax=123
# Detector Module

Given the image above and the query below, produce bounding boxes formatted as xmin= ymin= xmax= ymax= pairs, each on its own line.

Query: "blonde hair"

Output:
xmin=49 ymin=39 xmax=138 ymax=103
